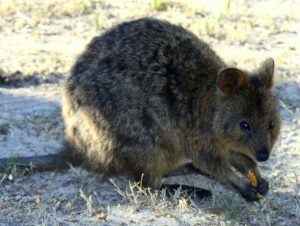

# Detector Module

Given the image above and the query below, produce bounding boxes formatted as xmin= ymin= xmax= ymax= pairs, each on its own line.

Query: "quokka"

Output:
xmin=2 ymin=18 xmax=281 ymax=201
xmin=62 ymin=18 xmax=280 ymax=201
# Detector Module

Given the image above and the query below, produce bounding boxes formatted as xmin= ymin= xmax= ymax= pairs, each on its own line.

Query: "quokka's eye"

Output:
xmin=240 ymin=121 xmax=251 ymax=131
xmin=268 ymin=120 xmax=275 ymax=129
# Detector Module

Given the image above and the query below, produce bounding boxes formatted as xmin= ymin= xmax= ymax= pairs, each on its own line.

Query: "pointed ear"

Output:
xmin=258 ymin=58 xmax=275 ymax=88
xmin=217 ymin=68 xmax=249 ymax=95
xmin=258 ymin=58 xmax=275 ymax=89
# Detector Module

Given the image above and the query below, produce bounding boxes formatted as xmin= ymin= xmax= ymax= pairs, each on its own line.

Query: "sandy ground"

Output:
xmin=0 ymin=0 xmax=299 ymax=225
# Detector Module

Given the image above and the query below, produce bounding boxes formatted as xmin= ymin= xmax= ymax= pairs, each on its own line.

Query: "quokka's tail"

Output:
xmin=0 ymin=147 xmax=81 ymax=173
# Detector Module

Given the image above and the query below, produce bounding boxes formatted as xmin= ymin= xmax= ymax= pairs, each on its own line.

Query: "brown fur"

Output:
xmin=62 ymin=18 xmax=281 ymax=201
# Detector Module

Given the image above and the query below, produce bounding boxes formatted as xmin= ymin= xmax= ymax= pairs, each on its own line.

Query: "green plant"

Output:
xmin=295 ymin=202 xmax=300 ymax=219
xmin=94 ymin=12 xmax=103 ymax=30
xmin=224 ymin=0 xmax=231 ymax=13
xmin=4 ymin=154 xmax=19 ymax=174
xmin=153 ymin=0 xmax=166 ymax=11
xmin=250 ymin=18 xmax=257 ymax=29
xmin=81 ymin=0 xmax=92 ymax=14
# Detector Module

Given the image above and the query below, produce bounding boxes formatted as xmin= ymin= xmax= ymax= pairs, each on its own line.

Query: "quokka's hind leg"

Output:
xmin=133 ymin=164 xmax=212 ymax=200
xmin=114 ymin=141 xmax=166 ymax=189
xmin=229 ymin=153 xmax=269 ymax=195
xmin=134 ymin=171 xmax=163 ymax=189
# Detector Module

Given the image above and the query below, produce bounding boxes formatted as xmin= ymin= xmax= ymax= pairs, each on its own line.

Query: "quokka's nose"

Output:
xmin=256 ymin=149 xmax=269 ymax=162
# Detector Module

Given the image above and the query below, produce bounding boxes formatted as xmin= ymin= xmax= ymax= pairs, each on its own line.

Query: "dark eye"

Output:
xmin=240 ymin=121 xmax=251 ymax=130
xmin=268 ymin=120 xmax=274 ymax=129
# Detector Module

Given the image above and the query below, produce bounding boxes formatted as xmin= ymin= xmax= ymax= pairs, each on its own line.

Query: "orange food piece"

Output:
xmin=247 ymin=170 xmax=266 ymax=204
xmin=247 ymin=170 xmax=258 ymax=188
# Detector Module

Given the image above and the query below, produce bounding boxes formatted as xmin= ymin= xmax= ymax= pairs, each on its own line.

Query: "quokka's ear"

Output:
xmin=217 ymin=68 xmax=249 ymax=95
xmin=258 ymin=58 xmax=275 ymax=88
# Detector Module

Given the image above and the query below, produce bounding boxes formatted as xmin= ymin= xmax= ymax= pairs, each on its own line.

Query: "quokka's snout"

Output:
xmin=256 ymin=149 xmax=269 ymax=162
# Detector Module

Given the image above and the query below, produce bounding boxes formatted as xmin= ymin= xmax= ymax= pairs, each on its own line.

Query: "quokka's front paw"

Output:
xmin=257 ymin=178 xmax=269 ymax=195
xmin=238 ymin=184 xmax=259 ymax=202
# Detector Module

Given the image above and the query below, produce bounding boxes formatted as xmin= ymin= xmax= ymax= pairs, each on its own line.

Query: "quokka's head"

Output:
xmin=214 ymin=58 xmax=281 ymax=162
